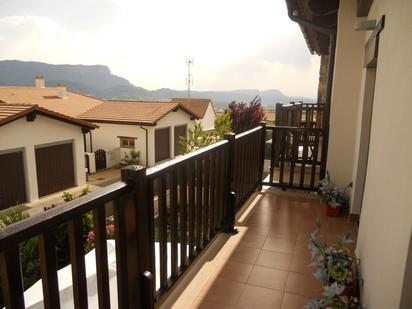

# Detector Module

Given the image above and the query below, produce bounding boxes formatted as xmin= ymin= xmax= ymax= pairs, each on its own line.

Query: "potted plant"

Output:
xmin=308 ymin=220 xmax=360 ymax=308
xmin=120 ymin=150 xmax=141 ymax=166
xmin=319 ymin=172 xmax=351 ymax=217
xmin=306 ymin=282 xmax=361 ymax=309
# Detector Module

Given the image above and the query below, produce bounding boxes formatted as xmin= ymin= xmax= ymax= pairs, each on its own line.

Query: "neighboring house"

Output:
xmin=0 ymin=76 xmax=104 ymax=118
xmin=0 ymin=104 xmax=97 ymax=208
xmin=80 ymin=100 xmax=199 ymax=167
xmin=171 ymin=98 xmax=215 ymax=131
xmin=0 ymin=76 xmax=105 ymax=158
xmin=0 ymin=78 xmax=211 ymax=171
xmin=287 ymin=0 xmax=412 ymax=308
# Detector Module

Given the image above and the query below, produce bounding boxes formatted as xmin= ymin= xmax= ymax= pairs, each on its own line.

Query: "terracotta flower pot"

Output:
xmin=343 ymin=284 xmax=353 ymax=296
xmin=326 ymin=204 xmax=341 ymax=217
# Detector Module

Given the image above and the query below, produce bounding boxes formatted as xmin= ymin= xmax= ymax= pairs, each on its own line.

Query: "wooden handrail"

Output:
xmin=234 ymin=125 xmax=263 ymax=140
xmin=146 ymin=139 xmax=228 ymax=178
xmin=266 ymin=125 xmax=324 ymax=132
xmin=0 ymin=181 xmax=129 ymax=249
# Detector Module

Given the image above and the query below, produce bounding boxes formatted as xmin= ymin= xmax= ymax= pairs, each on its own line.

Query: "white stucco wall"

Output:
xmin=0 ymin=115 xmax=86 ymax=203
xmin=87 ymin=123 xmax=147 ymax=167
xmin=147 ymin=109 xmax=194 ymax=166
xmin=88 ymin=109 xmax=194 ymax=168
xmin=326 ymin=0 xmax=365 ymax=188
xmin=199 ymin=103 xmax=216 ymax=131
xmin=335 ymin=0 xmax=412 ymax=308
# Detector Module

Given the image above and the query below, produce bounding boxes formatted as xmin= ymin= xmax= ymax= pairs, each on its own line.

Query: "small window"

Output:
xmin=118 ymin=136 xmax=136 ymax=149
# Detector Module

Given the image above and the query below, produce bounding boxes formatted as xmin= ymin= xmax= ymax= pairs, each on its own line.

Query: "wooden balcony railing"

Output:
xmin=0 ymin=181 xmax=131 ymax=309
xmin=232 ymin=125 xmax=266 ymax=209
xmin=0 ymin=125 xmax=266 ymax=309
xmin=275 ymin=102 xmax=325 ymax=129
xmin=263 ymin=125 xmax=324 ymax=190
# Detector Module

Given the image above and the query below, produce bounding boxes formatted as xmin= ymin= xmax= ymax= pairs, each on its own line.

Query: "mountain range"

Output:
xmin=0 ymin=60 xmax=315 ymax=109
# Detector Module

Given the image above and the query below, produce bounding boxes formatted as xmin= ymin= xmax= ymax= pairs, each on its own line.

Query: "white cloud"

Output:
xmin=0 ymin=16 xmax=100 ymax=63
xmin=0 ymin=0 xmax=320 ymax=97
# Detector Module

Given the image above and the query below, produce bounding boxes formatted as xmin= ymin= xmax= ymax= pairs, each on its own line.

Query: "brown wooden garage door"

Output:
xmin=35 ymin=143 xmax=75 ymax=197
xmin=174 ymin=125 xmax=187 ymax=156
xmin=155 ymin=127 xmax=170 ymax=163
xmin=0 ymin=151 xmax=26 ymax=209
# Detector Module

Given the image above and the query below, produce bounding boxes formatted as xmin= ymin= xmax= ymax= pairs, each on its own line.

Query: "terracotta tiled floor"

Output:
xmin=191 ymin=189 xmax=358 ymax=309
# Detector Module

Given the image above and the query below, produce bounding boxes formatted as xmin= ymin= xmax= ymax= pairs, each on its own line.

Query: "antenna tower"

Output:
xmin=186 ymin=58 xmax=193 ymax=98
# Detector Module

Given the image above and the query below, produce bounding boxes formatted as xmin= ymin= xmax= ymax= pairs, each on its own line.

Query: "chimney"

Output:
xmin=35 ymin=75 xmax=45 ymax=88
xmin=56 ymin=83 xmax=67 ymax=99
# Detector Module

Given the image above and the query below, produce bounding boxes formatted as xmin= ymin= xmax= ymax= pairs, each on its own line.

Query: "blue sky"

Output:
xmin=0 ymin=0 xmax=320 ymax=97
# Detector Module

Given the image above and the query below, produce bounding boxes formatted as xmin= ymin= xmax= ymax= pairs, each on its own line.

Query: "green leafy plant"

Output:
xmin=63 ymin=186 xmax=92 ymax=202
xmin=179 ymin=113 xmax=233 ymax=154
xmin=0 ymin=208 xmax=29 ymax=227
xmin=62 ymin=191 xmax=75 ymax=202
xmin=79 ymin=185 xmax=91 ymax=197
xmin=120 ymin=149 xmax=141 ymax=165
xmin=213 ymin=111 xmax=233 ymax=140
xmin=179 ymin=122 xmax=214 ymax=154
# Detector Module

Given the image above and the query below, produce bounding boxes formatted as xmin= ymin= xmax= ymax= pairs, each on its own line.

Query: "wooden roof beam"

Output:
xmin=357 ymin=0 xmax=373 ymax=17
xmin=307 ymin=0 xmax=339 ymax=16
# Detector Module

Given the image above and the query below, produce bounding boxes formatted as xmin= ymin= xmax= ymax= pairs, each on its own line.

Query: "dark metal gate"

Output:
xmin=95 ymin=149 xmax=107 ymax=171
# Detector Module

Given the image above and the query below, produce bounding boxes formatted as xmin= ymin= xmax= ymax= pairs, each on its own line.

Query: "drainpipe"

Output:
xmin=89 ymin=131 xmax=93 ymax=153
xmin=287 ymin=9 xmax=337 ymax=179
xmin=140 ymin=126 xmax=149 ymax=166
xmin=82 ymin=131 xmax=87 ymax=152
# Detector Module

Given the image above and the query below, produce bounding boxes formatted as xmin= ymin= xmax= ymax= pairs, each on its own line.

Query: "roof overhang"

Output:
xmin=0 ymin=104 xmax=98 ymax=130
xmin=80 ymin=118 xmax=157 ymax=126
xmin=285 ymin=0 xmax=339 ymax=55
xmin=171 ymin=98 xmax=211 ymax=119
xmin=166 ymin=104 xmax=200 ymax=121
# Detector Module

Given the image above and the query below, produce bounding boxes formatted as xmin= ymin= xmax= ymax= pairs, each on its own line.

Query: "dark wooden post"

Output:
xmin=224 ymin=133 xmax=237 ymax=233
xmin=38 ymin=232 xmax=60 ymax=309
xmin=274 ymin=103 xmax=283 ymax=167
xmin=68 ymin=216 xmax=88 ymax=309
xmin=258 ymin=121 xmax=266 ymax=190
xmin=0 ymin=246 xmax=25 ymax=309
xmin=141 ymin=271 xmax=155 ymax=309
xmin=120 ymin=165 xmax=155 ymax=309
xmin=275 ymin=103 xmax=283 ymax=126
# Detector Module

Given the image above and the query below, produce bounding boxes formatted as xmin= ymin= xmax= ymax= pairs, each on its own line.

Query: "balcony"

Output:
xmin=0 ymin=115 xmax=351 ymax=309
xmin=166 ymin=189 xmax=357 ymax=309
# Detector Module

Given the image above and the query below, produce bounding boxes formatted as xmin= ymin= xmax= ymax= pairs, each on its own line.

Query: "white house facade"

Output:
xmin=198 ymin=102 xmax=216 ymax=131
xmin=0 ymin=104 xmax=97 ymax=208
xmin=81 ymin=100 xmax=197 ymax=168
xmin=171 ymin=98 xmax=216 ymax=131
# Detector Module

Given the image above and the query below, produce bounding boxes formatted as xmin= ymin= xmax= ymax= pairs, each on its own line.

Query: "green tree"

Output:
xmin=213 ymin=111 xmax=232 ymax=140
xmin=179 ymin=122 xmax=213 ymax=154
xmin=179 ymin=113 xmax=233 ymax=154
